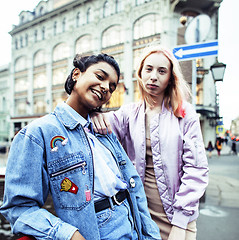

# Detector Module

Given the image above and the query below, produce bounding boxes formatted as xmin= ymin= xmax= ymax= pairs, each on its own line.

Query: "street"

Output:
xmin=197 ymin=144 xmax=239 ymax=240
xmin=0 ymin=144 xmax=239 ymax=239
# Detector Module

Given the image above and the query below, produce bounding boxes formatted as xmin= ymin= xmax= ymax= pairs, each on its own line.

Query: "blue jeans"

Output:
xmin=96 ymin=198 xmax=138 ymax=239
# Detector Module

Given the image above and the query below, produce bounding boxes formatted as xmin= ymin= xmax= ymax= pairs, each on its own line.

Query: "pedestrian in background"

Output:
xmin=0 ymin=53 xmax=161 ymax=240
xmin=215 ymin=137 xmax=223 ymax=156
xmin=91 ymin=44 xmax=209 ymax=240
xmin=206 ymin=141 xmax=214 ymax=158
xmin=231 ymin=141 xmax=237 ymax=155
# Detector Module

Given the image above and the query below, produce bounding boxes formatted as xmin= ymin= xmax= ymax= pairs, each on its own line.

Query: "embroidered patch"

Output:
xmin=50 ymin=136 xmax=68 ymax=152
xmin=85 ymin=189 xmax=91 ymax=201
xmin=60 ymin=177 xmax=78 ymax=194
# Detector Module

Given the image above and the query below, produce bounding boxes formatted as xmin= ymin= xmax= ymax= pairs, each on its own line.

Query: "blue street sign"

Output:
xmin=173 ymin=40 xmax=218 ymax=61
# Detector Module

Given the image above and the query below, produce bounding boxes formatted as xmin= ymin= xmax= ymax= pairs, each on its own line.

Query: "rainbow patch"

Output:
xmin=50 ymin=136 xmax=66 ymax=149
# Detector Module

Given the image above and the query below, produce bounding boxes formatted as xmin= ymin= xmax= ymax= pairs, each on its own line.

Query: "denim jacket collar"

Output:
xmin=54 ymin=102 xmax=91 ymax=130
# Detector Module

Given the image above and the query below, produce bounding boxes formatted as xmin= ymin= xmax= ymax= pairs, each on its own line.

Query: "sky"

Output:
xmin=0 ymin=0 xmax=238 ymax=129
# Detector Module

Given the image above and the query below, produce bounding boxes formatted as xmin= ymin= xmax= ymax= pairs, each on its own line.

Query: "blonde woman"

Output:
xmin=91 ymin=45 xmax=209 ymax=240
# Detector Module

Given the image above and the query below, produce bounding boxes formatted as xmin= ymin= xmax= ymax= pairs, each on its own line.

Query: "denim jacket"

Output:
xmin=0 ymin=103 xmax=161 ymax=240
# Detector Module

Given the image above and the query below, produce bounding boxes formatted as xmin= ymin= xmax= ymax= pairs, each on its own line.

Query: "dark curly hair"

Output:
xmin=65 ymin=53 xmax=120 ymax=95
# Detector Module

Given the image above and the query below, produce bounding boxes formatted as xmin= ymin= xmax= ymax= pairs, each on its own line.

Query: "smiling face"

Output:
xmin=140 ymin=52 xmax=171 ymax=100
xmin=67 ymin=61 xmax=118 ymax=118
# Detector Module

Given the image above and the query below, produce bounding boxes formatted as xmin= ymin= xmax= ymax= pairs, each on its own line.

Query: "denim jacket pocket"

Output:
xmin=48 ymin=151 xmax=91 ymax=210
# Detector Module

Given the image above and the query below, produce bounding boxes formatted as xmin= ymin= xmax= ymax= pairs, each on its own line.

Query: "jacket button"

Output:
xmin=130 ymin=178 xmax=136 ymax=188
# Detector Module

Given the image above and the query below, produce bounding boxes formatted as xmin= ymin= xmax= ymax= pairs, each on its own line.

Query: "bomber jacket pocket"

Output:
xmin=48 ymin=152 xmax=92 ymax=210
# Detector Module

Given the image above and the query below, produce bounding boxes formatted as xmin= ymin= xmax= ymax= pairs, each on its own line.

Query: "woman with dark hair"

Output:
xmin=0 ymin=53 xmax=161 ymax=240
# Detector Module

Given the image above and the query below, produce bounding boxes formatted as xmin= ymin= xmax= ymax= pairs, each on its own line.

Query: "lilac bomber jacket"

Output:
xmin=106 ymin=100 xmax=209 ymax=229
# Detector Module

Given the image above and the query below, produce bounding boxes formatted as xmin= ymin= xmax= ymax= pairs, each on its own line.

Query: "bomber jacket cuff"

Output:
xmin=171 ymin=210 xmax=191 ymax=230
xmin=52 ymin=219 xmax=79 ymax=240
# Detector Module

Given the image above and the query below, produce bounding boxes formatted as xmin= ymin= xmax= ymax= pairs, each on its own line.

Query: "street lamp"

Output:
xmin=210 ymin=61 xmax=227 ymax=82
xmin=210 ymin=61 xmax=226 ymax=130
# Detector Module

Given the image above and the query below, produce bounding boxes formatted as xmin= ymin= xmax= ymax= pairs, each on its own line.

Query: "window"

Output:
xmin=20 ymin=36 xmax=23 ymax=48
xmin=134 ymin=14 xmax=161 ymax=40
xmin=62 ymin=18 xmax=66 ymax=32
xmin=42 ymin=27 xmax=45 ymax=40
xmin=115 ymin=0 xmax=123 ymax=13
xmin=86 ymin=8 xmax=92 ymax=24
xmin=2 ymin=97 xmax=6 ymax=112
xmin=76 ymin=12 xmax=81 ymax=27
xmin=34 ymin=30 xmax=38 ymax=42
xmin=133 ymin=47 xmax=144 ymax=71
xmin=52 ymin=92 xmax=68 ymax=110
xmin=75 ymin=35 xmax=93 ymax=54
xmin=15 ymin=98 xmax=28 ymax=116
xmin=15 ymin=39 xmax=18 ymax=50
xmin=53 ymin=43 xmax=70 ymax=61
xmin=102 ymin=25 xmax=124 ymax=48
xmin=20 ymin=16 xmax=25 ymax=24
xmin=15 ymin=56 xmax=27 ymax=72
xmin=52 ymin=67 xmax=67 ymax=86
xmin=54 ymin=21 xmax=57 ymax=35
xmin=33 ymin=95 xmax=46 ymax=114
xmin=103 ymin=82 xmax=125 ymax=109
xmin=39 ymin=6 xmax=44 ymax=15
xmin=25 ymin=34 xmax=28 ymax=46
xmin=34 ymin=50 xmax=46 ymax=67
xmin=103 ymin=1 xmax=110 ymax=17
xmin=33 ymin=73 xmax=47 ymax=89
xmin=15 ymin=77 xmax=28 ymax=92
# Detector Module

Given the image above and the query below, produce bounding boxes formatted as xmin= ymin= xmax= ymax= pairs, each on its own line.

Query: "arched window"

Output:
xmin=53 ymin=43 xmax=70 ymax=62
xmin=2 ymin=97 xmax=6 ymax=112
xmin=15 ymin=39 xmax=18 ymax=50
xmin=34 ymin=30 xmax=38 ymax=42
xmin=102 ymin=25 xmax=124 ymax=48
xmin=34 ymin=50 xmax=46 ymax=67
xmin=134 ymin=14 xmax=161 ymax=40
xmin=103 ymin=1 xmax=110 ymax=17
xmin=53 ymin=21 xmax=57 ymax=35
xmin=42 ymin=27 xmax=45 ymax=40
xmin=20 ymin=16 xmax=25 ymax=24
xmin=75 ymin=35 xmax=93 ymax=54
xmin=115 ymin=0 xmax=123 ymax=13
xmin=62 ymin=18 xmax=66 ymax=32
xmin=25 ymin=34 xmax=28 ymax=46
xmin=20 ymin=36 xmax=23 ymax=48
xmin=15 ymin=56 xmax=27 ymax=72
xmin=86 ymin=8 xmax=92 ymax=24
xmin=39 ymin=6 xmax=44 ymax=15
xmin=76 ymin=12 xmax=81 ymax=27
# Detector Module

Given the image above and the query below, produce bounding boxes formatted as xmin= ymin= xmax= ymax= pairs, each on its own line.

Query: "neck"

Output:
xmin=66 ymin=97 xmax=88 ymax=119
xmin=145 ymin=95 xmax=164 ymax=111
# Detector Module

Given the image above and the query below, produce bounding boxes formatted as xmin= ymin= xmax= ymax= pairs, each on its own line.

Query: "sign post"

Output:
xmin=173 ymin=40 xmax=219 ymax=108
xmin=173 ymin=40 xmax=218 ymax=61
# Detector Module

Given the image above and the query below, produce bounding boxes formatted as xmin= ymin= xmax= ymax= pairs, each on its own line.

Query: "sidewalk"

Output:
xmin=205 ymin=144 xmax=239 ymax=208
xmin=197 ymin=149 xmax=239 ymax=240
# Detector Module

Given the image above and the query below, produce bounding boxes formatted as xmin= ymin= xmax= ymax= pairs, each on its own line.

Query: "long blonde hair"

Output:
xmin=136 ymin=45 xmax=191 ymax=118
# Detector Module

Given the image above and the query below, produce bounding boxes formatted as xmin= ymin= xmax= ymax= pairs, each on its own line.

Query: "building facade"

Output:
xmin=0 ymin=65 xmax=10 ymax=143
xmin=4 ymin=0 xmax=223 ymax=144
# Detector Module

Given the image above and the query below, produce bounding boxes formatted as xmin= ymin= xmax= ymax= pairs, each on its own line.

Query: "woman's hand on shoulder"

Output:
xmin=168 ymin=225 xmax=186 ymax=240
xmin=70 ymin=230 xmax=86 ymax=240
xmin=90 ymin=112 xmax=112 ymax=134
